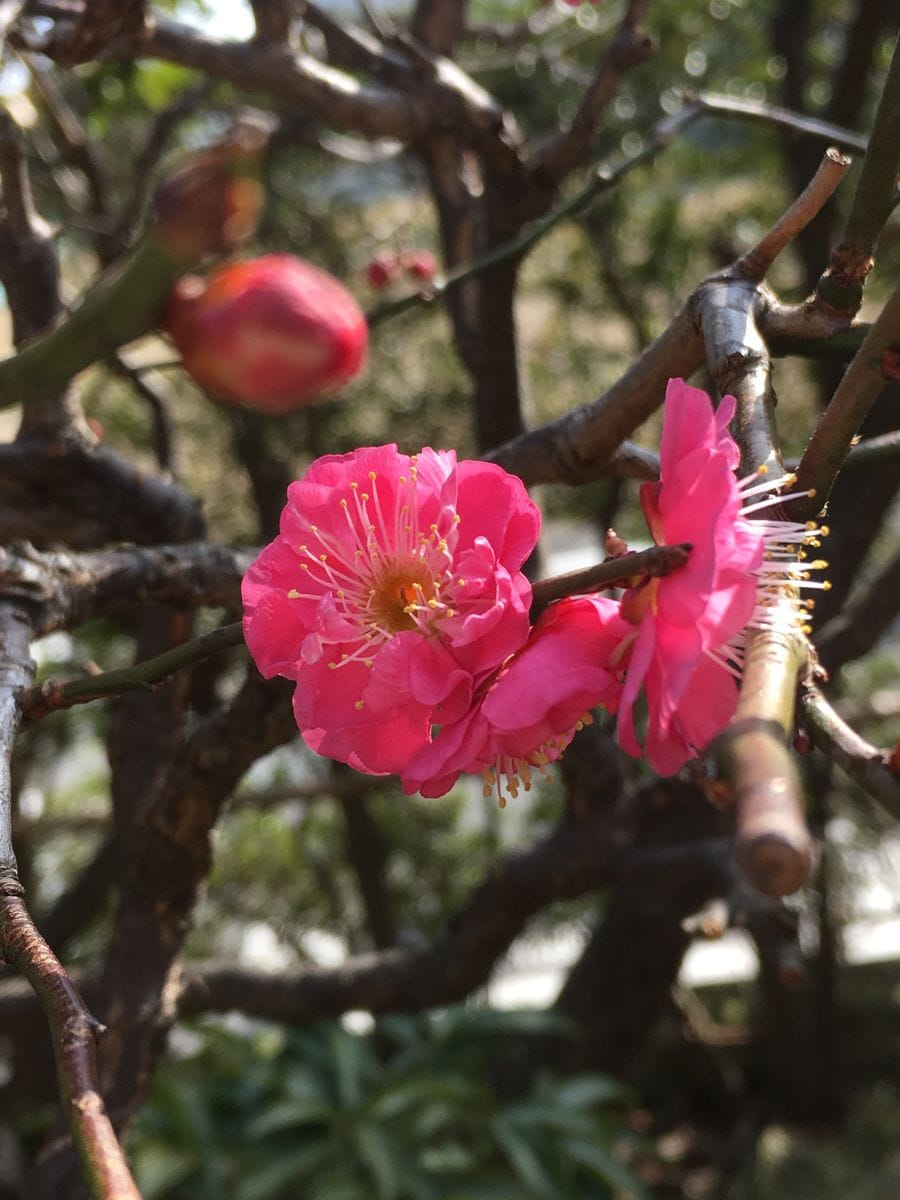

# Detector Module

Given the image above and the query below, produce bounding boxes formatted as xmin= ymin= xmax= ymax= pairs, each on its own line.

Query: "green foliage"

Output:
xmin=131 ymin=1009 xmax=643 ymax=1200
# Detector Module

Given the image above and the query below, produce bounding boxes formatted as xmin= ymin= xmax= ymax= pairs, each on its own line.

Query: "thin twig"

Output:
xmin=800 ymin=682 xmax=900 ymax=818
xmin=368 ymin=102 xmax=704 ymax=329
xmin=21 ymin=622 xmax=245 ymax=721
xmin=534 ymin=0 xmax=654 ymax=183
xmin=692 ymin=90 xmax=868 ymax=154
xmin=0 ymin=600 xmax=140 ymax=1199
xmin=815 ymin=32 xmax=900 ymax=313
xmin=736 ymin=148 xmax=851 ymax=282
xmin=110 ymin=353 xmax=179 ymax=476
xmin=0 ymin=895 xmax=142 ymax=1200
xmin=815 ymin=547 xmax=900 ymax=675
xmin=794 ymin=278 xmax=900 ymax=517
xmin=530 ymin=543 xmax=690 ymax=613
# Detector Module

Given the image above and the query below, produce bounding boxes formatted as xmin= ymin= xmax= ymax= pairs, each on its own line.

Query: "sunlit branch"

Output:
xmin=691 ymin=90 xmax=868 ymax=153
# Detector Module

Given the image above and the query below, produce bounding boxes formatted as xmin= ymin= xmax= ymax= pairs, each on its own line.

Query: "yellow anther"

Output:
xmin=822 ymin=580 xmax=832 ymax=590
xmin=340 ymin=498 xmax=348 ymax=508
xmin=301 ymin=563 xmax=309 ymax=571
xmin=820 ymin=525 xmax=830 ymax=536
xmin=368 ymin=471 xmax=377 ymax=480
xmin=354 ymin=700 xmax=364 ymax=710
xmin=287 ymin=589 xmax=300 ymax=599
xmin=350 ymin=481 xmax=359 ymax=489
xmin=807 ymin=488 xmax=817 ymax=498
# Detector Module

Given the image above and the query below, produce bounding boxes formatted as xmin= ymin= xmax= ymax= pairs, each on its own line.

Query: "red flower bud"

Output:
xmin=164 ymin=254 xmax=368 ymax=412
xmin=403 ymin=249 xmax=439 ymax=283
xmin=363 ymin=253 xmax=400 ymax=290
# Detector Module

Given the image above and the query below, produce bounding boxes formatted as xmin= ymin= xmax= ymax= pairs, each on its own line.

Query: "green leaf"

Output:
xmin=354 ymin=1124 xmax=401 ymax=1200
xmin=563 ymin=1137 xmax=647 ymax=1197
xmin=245 ymin=1098 xmax=334 ymax=1138
xmin=234 ymin=1143 xmax=333 ymax=1200
xmin=490 ymin=1114 xmax=558 ymax=1198
xmin=368 ymin=1074 xmax=489 ymax=1122
xmin=545 ymin=1076 xmax=627 ymax=1110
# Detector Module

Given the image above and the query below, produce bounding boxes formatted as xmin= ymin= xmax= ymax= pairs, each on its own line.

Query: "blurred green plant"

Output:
xmin=131 ymin=1008 xmax=645 ymax=1200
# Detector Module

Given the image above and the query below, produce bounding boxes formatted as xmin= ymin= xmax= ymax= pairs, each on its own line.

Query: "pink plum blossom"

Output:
xmin=242 ymin=444 xmax=540 ymax=775
xmin=615 ymin=378 xmax=766 ymax=776
xmin=402 ymin=595 xmax=632 ymax=800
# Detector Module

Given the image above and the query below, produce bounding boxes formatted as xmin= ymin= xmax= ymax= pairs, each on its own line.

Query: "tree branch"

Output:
xmin=21 ymin=622 xmax=245 ymax=721
xmin=530 ymin=543 xmax=691 ymax=614
xmin=799 ymin=681 xmax=900 ymax=817
xmin=140 ymin=15 xmax=421 ymax=141
xmin=0 ymin=541 xmax=247 ymax=636
xmin=815 ymin=546 xmax=900 ymax=674
xmin=815 ymin=31 xmax=900 ymax=313
xmin=794 ymin=278 xmax=900 ymax=516
xmin=0 ymin=599 xmax=140 ymax=1199
xmin=692 ymin=90 xmax=868 ymax=154
xmin=534 ymin=0 xmax=655 ymax=184
xmin=736 ymin=148 xmax=851 ymax=283
xmin=0 ymin=120 xmax=266 ymax=412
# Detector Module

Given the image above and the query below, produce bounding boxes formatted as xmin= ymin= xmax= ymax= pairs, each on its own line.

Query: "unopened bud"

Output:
xmin=164 ymin=254 xmax=368 ymax=412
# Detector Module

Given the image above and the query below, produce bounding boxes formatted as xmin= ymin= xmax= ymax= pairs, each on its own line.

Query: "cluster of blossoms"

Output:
xmin=243 ymin=379 xmax=827 ymax=799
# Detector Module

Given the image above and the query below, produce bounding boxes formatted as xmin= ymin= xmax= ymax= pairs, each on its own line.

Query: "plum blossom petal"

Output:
xmin=402 ymin=596 xmax=630 ymax=800
xmin=242 ymin=444 xmax=541 ymax=772
xmin=615 ymin=378 xmax=763 ymax=775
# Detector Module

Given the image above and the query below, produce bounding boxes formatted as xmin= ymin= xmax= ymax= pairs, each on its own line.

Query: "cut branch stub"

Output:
xmin=708 ymin=625 xmax=814 ymax=897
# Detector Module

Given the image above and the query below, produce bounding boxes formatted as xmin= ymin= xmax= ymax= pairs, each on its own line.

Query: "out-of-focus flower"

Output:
xmin=403 ymin=249 xmax=439 ymax=283
xmin=165 ymin=254 xmax=368 ymax=412
xmin=242 ymin=444 xmax=540 ymax=775
xmin=363 ymin=253 xmax=400 ymax=291
xmin=402 ymin=595 xmax=631 ymax=800
xmin=615 ymin=378 xmax=829 ymax=776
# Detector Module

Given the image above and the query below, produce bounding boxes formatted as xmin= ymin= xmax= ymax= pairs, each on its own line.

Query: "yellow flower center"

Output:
xmin=370 ymin=563 xmax=435 ymax=633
